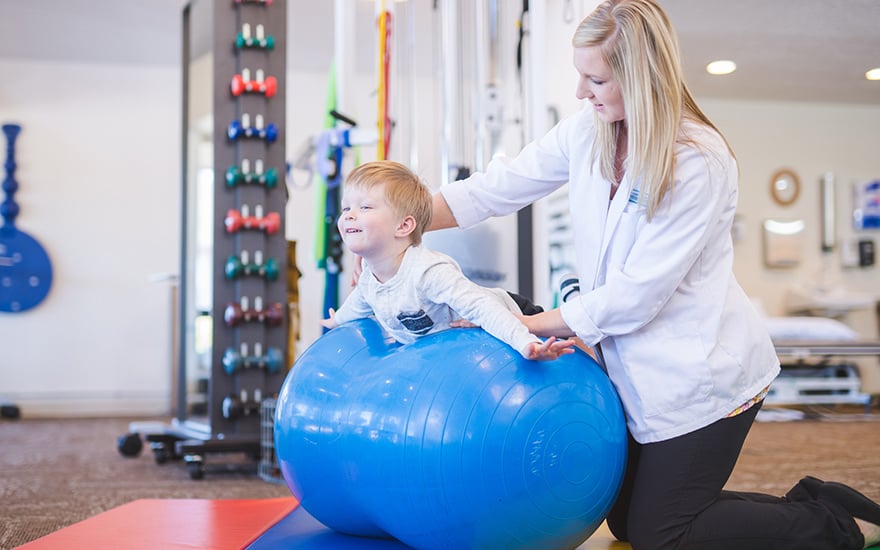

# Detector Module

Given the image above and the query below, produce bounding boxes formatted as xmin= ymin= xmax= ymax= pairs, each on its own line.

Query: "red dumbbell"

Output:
xmin=223 ymin=296 xmax=284 ymax=327
xmin=224 ymin=204 xmax=280 ymax=234
xmin=231 ymin=68 xmax=277 ymax=98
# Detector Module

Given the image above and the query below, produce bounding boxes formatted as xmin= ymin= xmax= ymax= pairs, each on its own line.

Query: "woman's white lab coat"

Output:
xmin=439 ymin=107 xmax=780 ymax=443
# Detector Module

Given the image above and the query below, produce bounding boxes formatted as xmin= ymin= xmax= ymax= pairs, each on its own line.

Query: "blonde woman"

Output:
xmin=430 ymin=0 xmax=879 ymax=548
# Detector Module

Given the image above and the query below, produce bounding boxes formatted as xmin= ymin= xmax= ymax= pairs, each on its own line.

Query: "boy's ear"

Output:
xmin=395 ymin=215 xmax=417 ymax=238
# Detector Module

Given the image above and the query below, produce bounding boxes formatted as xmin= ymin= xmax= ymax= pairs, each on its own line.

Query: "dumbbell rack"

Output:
xmin=120 ymin=0 xmax=288 ymax=480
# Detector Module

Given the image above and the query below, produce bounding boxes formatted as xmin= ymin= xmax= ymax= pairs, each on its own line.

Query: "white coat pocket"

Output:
xmin=617 ymin=321 xmax=714 ymax=418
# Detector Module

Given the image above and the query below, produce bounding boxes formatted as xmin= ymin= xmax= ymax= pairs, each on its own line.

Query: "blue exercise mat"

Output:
xmin=246 ymin=506 xmax=408 ymax=549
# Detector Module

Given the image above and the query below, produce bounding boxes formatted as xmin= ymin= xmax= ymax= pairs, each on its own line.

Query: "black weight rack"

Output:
xmin=117 ymin=0 xmax=288 ymax=480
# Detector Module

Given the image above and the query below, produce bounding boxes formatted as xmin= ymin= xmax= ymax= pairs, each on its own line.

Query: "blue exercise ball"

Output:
xmin=275 ymin=319 xmax=627 ymax=550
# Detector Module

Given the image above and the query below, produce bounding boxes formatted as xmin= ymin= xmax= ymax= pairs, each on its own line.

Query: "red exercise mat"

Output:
xmin=18 ymin=497 xmax=298 ymax=550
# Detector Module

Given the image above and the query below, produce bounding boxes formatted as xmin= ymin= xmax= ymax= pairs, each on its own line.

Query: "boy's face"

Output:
xmin=338 ymin=183 xmax=404 ymax=258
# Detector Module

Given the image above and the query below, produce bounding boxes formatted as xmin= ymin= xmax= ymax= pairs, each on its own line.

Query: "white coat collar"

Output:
xmin=581 ymin=172 xmax=639 ymax=290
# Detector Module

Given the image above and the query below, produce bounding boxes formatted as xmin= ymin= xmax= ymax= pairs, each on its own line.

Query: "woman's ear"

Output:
xmin=396 ymin=215 xmax=417 ymax=238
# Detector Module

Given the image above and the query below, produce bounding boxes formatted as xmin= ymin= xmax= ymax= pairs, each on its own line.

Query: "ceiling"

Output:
xmin=662 ymin=0 xmax=880 ymax=105
xmin=0 ymin=0 xmax=878 ymax=105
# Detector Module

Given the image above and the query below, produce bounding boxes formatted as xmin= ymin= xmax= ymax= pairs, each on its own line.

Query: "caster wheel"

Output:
xmin=117 ymin=433 xmax=143 ymax=457
xmin=152 ymin=444 xmax=170 ymax=465
xmin=185 ymin=455 xmax=205 ymax=480
xmin=188 ymin=462 xmax=205 ymax=480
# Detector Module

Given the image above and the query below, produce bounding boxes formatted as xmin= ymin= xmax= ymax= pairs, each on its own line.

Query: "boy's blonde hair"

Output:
xmin=344 ymin=161 xmax=433 ymax=246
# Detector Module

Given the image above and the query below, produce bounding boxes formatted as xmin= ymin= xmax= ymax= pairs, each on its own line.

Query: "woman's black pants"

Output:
xmin=606 ymin=402 xmax=864 ymax=549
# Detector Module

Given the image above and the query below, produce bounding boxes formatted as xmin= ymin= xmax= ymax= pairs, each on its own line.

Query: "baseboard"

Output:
xmin=3 ymin=392 xmax=171 ymax=418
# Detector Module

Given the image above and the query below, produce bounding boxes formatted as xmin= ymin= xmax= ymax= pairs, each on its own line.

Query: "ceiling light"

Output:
xmin=706 ymin=60 xmax=736 ymax=76
xmin=866 ymin=68 xmax=880 ymax=81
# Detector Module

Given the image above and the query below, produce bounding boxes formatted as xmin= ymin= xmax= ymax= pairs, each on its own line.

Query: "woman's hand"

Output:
xmin=522 ymin=337 xmax=577 ymax=361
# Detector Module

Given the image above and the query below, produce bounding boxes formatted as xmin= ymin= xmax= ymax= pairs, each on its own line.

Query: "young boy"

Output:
xmin=321 ymin=160 xmax=574 ymax=361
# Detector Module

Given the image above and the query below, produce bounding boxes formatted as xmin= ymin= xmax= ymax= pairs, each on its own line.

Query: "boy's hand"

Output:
xmin=522 ymin=337 xmax=576 ymax=361
xmin=320 ymin=307 xmax=339 ymax=330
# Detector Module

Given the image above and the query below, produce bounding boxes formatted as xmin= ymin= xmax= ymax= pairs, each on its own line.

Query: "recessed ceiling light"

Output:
xmin=706 ymin=60 xmax=736 ymax=76
xmin=866 ymin=68 xmax=880 ymax=81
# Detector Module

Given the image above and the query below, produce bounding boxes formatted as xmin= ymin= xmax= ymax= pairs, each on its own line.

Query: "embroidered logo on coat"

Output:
xmin=397 ymin=310 xmax=434 ymax=335
xmin=628 ymin=187 xmax=641 ymax=204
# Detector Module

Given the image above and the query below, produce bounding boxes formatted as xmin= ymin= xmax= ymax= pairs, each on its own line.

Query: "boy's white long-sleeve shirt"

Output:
xmin=332 ymin=245 xmax=541 ymax=357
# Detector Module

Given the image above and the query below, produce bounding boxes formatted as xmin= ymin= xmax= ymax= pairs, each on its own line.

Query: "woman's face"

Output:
xmin=573 ymin=46 xmax=625 ymax=123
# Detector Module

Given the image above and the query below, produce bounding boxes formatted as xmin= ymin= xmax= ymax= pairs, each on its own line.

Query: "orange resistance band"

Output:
xmin=377 ymin=8 xmax=392 ymax=159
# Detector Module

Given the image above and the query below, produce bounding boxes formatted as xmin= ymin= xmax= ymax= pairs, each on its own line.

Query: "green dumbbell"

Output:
xmin=226 ymin=159 xmax=278 ymax=188
xmin=235 ymin=23 xmax=275 ymax=50
xmin=223 ymin=343 xmax=283 ymax=375
xmin=224 ymin=250 xmax=279 ymax=281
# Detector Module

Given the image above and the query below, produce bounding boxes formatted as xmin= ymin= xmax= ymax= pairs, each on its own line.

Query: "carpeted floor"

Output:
xmin=0 ymin=416 xmax=289 ymax=549
xmin=1 ymin=408 xmax=879 ymax=549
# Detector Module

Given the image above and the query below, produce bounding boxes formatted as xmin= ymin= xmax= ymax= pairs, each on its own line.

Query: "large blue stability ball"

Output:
xmin=275 ymin=319 xmax=627 ymax=550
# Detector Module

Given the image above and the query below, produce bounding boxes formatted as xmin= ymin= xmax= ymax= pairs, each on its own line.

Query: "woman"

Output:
xmin=429 ymin=0 xmax=880 ymax=548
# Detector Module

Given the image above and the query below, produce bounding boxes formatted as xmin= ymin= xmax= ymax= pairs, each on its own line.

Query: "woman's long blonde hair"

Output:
xmin=572 ymin=0 xmax=732 ymax=218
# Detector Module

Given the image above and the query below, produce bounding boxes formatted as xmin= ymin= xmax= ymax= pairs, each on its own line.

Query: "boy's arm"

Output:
xmin=324 ymin=283 xmax=373 ymax=328
xmin=420 ymin=263 xmax=573 ymax=361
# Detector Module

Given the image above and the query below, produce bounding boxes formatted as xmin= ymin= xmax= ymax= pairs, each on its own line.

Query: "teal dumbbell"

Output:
xmin=223 ymin=343 xmax=283 ymax=376
xmin=235 ymin=23 xmax=275 ymax=50
xmin=224 ymin=250 xmax=279 ymax=281
xmin=226 ymin=158 xmax=278 ymax=188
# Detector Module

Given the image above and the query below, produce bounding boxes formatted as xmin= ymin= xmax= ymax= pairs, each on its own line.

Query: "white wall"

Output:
xmin=703 ymin=99 xmax=880 ymax=336
xmin=2 ymin=1 xmax=878 ymax=417
xmin=705 ymin=99 xmax=880 ymax=394
xmin=0 ymin=59 xmax=181 ymax=416
xmin=0 ymin=1 xmax=438 ymax=417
